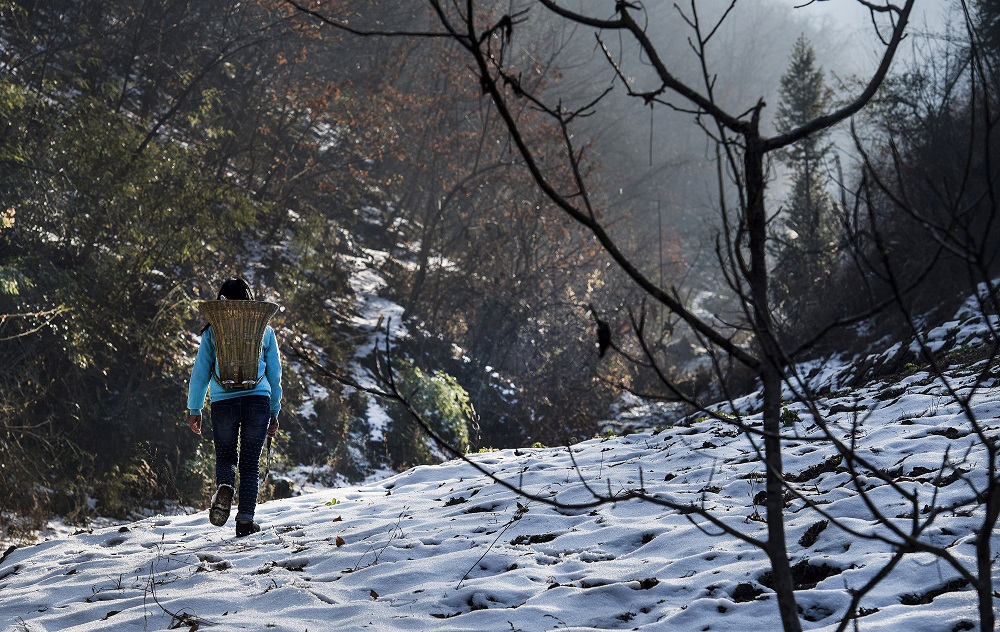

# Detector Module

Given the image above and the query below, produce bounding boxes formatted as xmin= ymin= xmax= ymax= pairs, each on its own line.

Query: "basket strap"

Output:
xmin=211 ymin=358 xmax=266 ymax=390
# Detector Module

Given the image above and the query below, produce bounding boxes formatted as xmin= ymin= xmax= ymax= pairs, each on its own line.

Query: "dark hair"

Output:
xmin=201 ymin=277 xmax=255 ymax=333
xmin=217 ymin=277 xmax=254 ymax=301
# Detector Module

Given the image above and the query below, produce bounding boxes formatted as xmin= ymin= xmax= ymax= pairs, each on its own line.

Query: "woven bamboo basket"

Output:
xmin=198 ymin=300 xmax=280 ymax=390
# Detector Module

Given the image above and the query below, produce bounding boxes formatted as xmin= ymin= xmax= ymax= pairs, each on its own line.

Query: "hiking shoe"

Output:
xmin=235 ymin=520 xmax=261 ymax=537
xmin=209 ymin=485 xmax=234 ymax=526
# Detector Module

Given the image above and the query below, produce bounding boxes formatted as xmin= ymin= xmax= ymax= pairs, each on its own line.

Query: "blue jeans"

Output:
xmin=211 ymin=395 xmax=269 ymax=522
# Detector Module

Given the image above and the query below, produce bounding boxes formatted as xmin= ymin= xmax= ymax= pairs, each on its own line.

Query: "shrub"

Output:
xmin=385 ymin=358 xmax=473 ymax=470
xmin=781 ymin=406 xmax=801 ymax=427
xmin=94 ymin=456 xmax=159 ymax=520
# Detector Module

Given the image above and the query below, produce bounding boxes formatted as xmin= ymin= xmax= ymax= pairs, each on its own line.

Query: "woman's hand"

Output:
xmin=188 ymin=414 xmax=202 ymax=435
xmin=267 ymin=415 xmax=279 ymax=438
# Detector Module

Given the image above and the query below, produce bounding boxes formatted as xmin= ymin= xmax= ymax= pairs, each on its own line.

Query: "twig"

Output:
xmin=457 ymin=502 xmax=528 ymax=588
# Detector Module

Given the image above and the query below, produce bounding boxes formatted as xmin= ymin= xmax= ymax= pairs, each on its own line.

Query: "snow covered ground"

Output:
xmin=3 ymin=350 xmax=998 ymax=630
xmin=4 ymin=273 xmax=999 ymax=631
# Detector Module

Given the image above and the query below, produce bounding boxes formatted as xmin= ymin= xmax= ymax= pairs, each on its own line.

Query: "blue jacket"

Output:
xmin=187 ymin=325 xmax=282 ymax=417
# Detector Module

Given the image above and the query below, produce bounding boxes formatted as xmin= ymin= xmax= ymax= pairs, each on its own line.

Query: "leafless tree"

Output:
xmin=817 ymin=2 xmax=1000 ymax=628
xmin=285 ymin=2 xmax=955 ymax=630
xmin=417 ymin=2 xmax=914 ymax=630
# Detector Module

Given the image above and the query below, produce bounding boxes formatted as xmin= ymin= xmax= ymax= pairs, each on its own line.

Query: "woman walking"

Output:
xmin=187 ymin=278 xmax=282 ymax=537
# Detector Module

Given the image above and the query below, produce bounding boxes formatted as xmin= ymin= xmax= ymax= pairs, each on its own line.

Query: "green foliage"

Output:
xmin=0 ymin=81 xmax=39 ymax=301
xmin=94 ymin=456 xmax=160 ymax=520
xmin=774 ymin=35 xmax=836 ymax=243
xmin=781 ymin=406 xmax=801 ymax=427
xmin=50 ymin=475 xmax=94 ymax=526
xmin=0 ymin=0 xmax=375 ymax=528
xmin=385 ymin=358 xmax=473 ymax=470
xmin=858 ymin=34 xmax=1000 ymax=330
xmin=771 ymin=35 xmax=843 ymax=336
xmin=0 ymin=0 xmax=616 ymax=528
xmin=775 ymin=36 xmax=833 ymax=165
xmin=0 ymin=265 xmax=26 ymax=296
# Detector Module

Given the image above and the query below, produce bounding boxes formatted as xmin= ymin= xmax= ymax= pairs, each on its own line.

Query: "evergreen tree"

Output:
xmin=773 ymin=35 xmax=840 ymax=324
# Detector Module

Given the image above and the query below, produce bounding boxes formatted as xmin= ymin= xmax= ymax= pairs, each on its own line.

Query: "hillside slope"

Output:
xmin=2 ymin=338 xmax=997 ymax=631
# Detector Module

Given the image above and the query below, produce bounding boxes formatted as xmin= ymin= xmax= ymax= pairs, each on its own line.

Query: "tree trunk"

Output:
xmin=746 ymin=124 xmax=801 ymax=632
xmin=406 ymin=197 xmax=442 ymax=310
xmin=761 ymin=366 xmax=799 ymax=632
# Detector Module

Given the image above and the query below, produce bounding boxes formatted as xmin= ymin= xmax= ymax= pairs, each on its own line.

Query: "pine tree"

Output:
xmin=773 ymin=35 xmax=840 ymax=321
